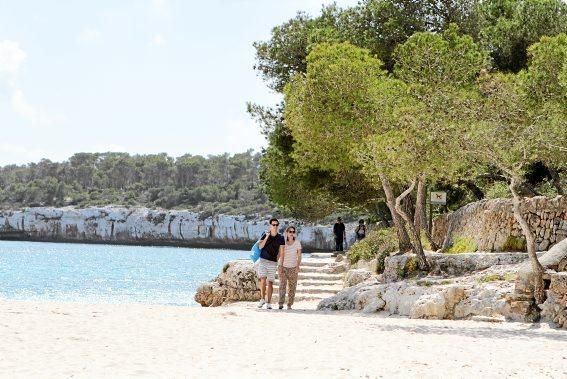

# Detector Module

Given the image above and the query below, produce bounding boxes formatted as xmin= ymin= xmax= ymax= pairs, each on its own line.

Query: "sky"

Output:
xmin=0 ymin=0 xmax=359 ymax=165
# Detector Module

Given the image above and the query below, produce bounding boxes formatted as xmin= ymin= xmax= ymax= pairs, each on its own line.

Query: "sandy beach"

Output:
xmin=1 ymin=299 xmax=566 ymax=378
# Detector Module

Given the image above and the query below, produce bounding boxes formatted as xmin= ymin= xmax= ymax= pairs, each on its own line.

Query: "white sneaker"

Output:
xmin=257 ymin=299 xmax=266 ymax=308
xmin=266 ymin=303 xmax=272 ymax=310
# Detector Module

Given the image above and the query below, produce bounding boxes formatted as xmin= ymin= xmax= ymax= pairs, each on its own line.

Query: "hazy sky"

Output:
xmin=0 ymin=0 xmax=359 ymax=165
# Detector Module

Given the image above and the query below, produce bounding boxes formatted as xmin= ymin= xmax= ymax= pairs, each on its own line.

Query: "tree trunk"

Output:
xmin=379 ymin=173 xmax=412 ymax=253
xmin=395 ymin=178 xmax=429 ymax=271
xmin=414 ymin=176 xmax=439 ymax=251
xmin=510 ymin=177 xmax=546 ymax=304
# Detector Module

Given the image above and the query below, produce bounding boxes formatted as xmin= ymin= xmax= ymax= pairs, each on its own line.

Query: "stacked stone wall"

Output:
xmin=432 ymin=196 xmax=567 ymax=252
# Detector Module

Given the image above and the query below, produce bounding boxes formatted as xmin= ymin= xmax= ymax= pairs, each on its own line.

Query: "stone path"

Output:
xmin=272 ymin=252 xmax=343 ymax=307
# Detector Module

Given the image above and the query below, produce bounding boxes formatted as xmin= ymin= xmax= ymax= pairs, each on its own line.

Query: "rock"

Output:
xmin=344 ymin=269 xmax=372 ymax=287
xmin=515 ymin=238 xmax=567 ymax=295
xmin=195 ymin=260 xmax=261 ymax=306
xmin=456 ymin=286 xmax=513 ymax=320
xmin=318 ymin=277 xmax=530 ymax=321
xmin=433 ymin=196 xmax=567 ymax=252
xmin=0 ymin=206 xmax=358 ymax=250
xmin=350 ymin=258 xmax=377 ymax=273
xmin=409 ymin=286 xmax=465 ymax=320
xmin=328 ymin=262 xmax=347 ymax=274
xmin=384 ymin=252 xmax=530 ymax=282
xmin=540 ymin=290 xmax=567 ymax=329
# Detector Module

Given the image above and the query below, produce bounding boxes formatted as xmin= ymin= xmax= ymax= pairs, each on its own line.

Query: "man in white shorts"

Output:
xmin=257 ymin=218 xmax=285 ymax=309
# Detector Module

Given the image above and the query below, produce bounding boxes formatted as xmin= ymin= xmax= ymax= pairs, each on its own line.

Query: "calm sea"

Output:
xmin=0 ymin=241 xmax=249 ymax=306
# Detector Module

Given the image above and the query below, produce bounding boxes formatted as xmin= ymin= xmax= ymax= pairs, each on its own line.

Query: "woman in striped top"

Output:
xmin=277 ymin=225 xmax=302 ymax=310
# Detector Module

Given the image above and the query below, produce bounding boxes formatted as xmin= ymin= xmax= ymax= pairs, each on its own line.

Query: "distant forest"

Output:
xmin=0 ymin=151 xmax=274 ymax=215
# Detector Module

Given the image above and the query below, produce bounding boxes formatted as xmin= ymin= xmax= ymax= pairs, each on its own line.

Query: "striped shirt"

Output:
xmin=282 ymin=240 xmax=302 ymax=268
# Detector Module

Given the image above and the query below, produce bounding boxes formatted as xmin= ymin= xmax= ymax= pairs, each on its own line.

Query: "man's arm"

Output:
xmin=258 ymin=233 xmax=269 ymax=249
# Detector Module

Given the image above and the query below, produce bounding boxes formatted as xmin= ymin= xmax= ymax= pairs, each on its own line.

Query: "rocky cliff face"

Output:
xmin=433 ymin=196 xmax=567 ymax=252
xmin=0 ymin=207 xmax=354 ymax=250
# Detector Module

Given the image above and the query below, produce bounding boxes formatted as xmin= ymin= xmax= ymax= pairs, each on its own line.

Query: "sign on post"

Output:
xmin=430 ymin=191 xmax=447 ymax=205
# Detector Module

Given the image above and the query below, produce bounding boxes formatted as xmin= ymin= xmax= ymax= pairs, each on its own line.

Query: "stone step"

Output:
xmin=298 ymin=273 xmax=343 ymax=281
xmin=271 ymin=292 xmax=337 ymax=303
xmin=293 ymin=285 xmax=343 ymax=294
xmin=274 ymin=279 xmax=342 ymax=287
xmin=308 ymin=253 xmax=336 ymax=259
xmin=300 ymin=260 xmax=332 ymax=268
xmin=299 ymin=266 xmax=335 ymax=274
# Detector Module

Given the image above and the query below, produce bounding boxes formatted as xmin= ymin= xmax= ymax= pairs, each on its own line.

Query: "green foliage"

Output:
xmin=446 ymin=236 xmax=478 ymax=253
xmin=347 ymin=228 xmax=398 ymax=266
xmin=478 ymin=272 xmax=518 ymax=283
xmin=0 ymin=151 xmax=274 ymax=215
xmin=524 ymin=34 xmax=567 ymax=103
xmin=420 ymin=230 xmax=433 ymax=251
xmin=477 ymin=0 xmax=567 ymax=72
xmin=478 ymin=273 xmax=502 ymax=283
xmin=393 ymin=25 xmax=488 ymax=88
xmin=484 ymin=182 xmax=512 ymax=199
xmin=397 ymin=256 xmax=420 ymax=278
xmin=503 ymin=235 xmax=527 ymax=251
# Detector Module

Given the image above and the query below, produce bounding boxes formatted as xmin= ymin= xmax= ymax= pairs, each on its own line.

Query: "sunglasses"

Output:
xmin=271 ymin=223 xmax=279 ymax=226
xmin=288 ymin=230 xmax=295 ymax=234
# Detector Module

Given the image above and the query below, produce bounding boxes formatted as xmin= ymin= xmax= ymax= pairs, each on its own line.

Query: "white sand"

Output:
xmin=1 ymin=299 xmax=566 ymax=378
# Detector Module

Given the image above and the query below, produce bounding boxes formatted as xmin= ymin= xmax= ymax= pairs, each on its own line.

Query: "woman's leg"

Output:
xmin=287 ymin=267 xmax=298 ymax=307
xmin=278 ymin=268 xmax=288 ymax=307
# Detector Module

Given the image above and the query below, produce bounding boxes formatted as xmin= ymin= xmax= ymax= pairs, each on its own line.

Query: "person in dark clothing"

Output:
xmin=256 ymin=217 xmax=285 ymax=309
xmin=355 ymin=219 xmax=366 ymax=241
xmin=333 ymin=217 xmax=346 ymax=252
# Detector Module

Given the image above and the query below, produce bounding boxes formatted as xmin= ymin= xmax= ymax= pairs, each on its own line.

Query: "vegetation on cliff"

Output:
xmin=0 ymin=151 xmax=272 ymax=215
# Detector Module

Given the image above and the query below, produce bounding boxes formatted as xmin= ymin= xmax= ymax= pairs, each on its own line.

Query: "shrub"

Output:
xmin=484 ymin=182 xmax=511 ymax=199
xmin=347 ymin=228 xmax=398 ymax=269
xmin=503 ymin=235 xmax=526 ymax=252
xmin=478 ymin=274 xmax=502 ymax=283
xmin=420 ymin=230 xmax=432 ymax=251
xmin=446 ymin=236 xmax=478 ymax=254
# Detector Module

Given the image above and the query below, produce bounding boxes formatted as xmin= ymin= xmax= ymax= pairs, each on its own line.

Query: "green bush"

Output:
xmin=347 ymin=228 xmax=398 ymax=270
xmin=484 ymin=182 xmax=511 ymax=199
xmin=397 ymin=256 xmax=420 ymax=278
xmin=446 ymin=236 xmax=478 ymax=254
xmin=478 ymin=274 xmax=502 ymax=283
xmin=503 ymin=235 xmax=526 ymax=252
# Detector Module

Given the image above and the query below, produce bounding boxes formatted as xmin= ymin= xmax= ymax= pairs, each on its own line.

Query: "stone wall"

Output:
xmin=0 ymin=207 xmax=355 ymax=250
xmin=433 ymin=196 xmax=567 ymax=252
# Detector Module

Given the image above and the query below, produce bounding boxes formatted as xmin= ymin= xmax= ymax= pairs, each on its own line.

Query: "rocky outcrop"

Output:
xmin=344 ymin=269 xmax=373 ymax=288
xmin=383 ymin=252 xmax=532 ymax=282
xmin=433 ymin=196 xmax=567 ymax=252
xmin=195 ymin=260 xmax=261 ymax=306
xmin=511 ymin=238 xmax=567 ymax=327
xmin=540 ymin=272 xmax=567 ymax=328
xmin=0 ymin=207 xmax=355 ymax=250
xmin=515 ymin=238 xmax=567 ymax=295
xmin=318 ymin=271 xmax=525 ymax=320
xmin=319 ymin=252 xmax=544 ymax=321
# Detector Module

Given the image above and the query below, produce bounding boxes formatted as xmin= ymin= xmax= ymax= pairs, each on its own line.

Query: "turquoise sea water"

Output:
xmin=0 ymin=241 xmax=249 ymax=306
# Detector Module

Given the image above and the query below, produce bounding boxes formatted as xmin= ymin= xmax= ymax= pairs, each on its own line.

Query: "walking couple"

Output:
xmin=256 ymin=218 xmax=302 ymax=310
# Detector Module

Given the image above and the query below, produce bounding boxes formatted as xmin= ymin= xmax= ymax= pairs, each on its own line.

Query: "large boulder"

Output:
xmin=344 ymin=269 xmax=373 ymax=288
xmin=318 ymin=275 xmax=527 ymax=321
xmin=383 ymin=252 xmax=531 ymax=282
xmin=515 ymin=238 xmax=567 ymax=295
xmin=195 ymin=260 xmax=261 ymax=306
xmin=540 ymin=272 xmax=567 ymax=329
